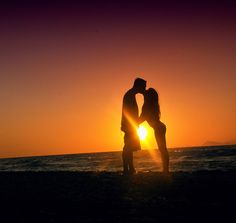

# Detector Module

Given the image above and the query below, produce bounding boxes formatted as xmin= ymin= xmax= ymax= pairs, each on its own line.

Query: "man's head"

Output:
xmin=133 ymin=78 xmax=146 ymax=93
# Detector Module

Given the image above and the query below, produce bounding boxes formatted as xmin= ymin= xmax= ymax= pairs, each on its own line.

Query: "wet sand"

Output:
xmin=0 ymin=170 xmax=235 ymax=222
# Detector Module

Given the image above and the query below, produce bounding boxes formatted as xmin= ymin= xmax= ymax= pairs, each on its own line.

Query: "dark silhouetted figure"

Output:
xmin=121 ymin=78 xmax=146 ymax=175
xmin=139 ymin=88 xmax=169 ymax=173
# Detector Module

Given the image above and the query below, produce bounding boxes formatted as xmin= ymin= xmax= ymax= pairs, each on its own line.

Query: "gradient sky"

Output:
xmin=0 ymin=0 xmax=236 ymax=158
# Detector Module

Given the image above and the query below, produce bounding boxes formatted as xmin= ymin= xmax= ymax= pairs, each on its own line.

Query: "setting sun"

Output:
xmin=137 ymin=126 xmax=148 ymax=141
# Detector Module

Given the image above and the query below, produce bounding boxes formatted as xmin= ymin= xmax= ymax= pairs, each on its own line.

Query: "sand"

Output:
xmin=0 ymin=170 xmax=235 ymax=222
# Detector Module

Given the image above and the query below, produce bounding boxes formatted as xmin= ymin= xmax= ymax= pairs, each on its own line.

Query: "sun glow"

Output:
xmin=137 ymin=126 xmax=148 ymax=141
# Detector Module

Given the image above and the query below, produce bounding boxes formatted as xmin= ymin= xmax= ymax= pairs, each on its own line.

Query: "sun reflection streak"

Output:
xmin=137 ymin=124 xmax=160 ymax=166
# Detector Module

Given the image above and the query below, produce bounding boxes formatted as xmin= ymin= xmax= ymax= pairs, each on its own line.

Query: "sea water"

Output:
xmin=0 ymin=145 xmax=235 ymax=172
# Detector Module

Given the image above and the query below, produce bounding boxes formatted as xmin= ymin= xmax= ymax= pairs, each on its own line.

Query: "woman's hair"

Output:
xmin=145 ymin=88 xmax=160 ymax=119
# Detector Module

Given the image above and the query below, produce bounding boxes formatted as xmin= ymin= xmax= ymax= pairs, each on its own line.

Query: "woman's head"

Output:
xmin=145 ymin=88 xmax=159 ymax=102
xmin=144 ymin=87 xmax=160 ymax=118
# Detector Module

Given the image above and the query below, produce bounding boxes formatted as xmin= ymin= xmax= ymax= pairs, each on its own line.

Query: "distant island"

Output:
xmin=203 ymin=140 xmax=236 ymax=146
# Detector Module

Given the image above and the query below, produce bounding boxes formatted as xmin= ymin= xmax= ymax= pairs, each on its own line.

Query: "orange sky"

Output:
xmin=0 ymin=1 xmax=236 ymax=158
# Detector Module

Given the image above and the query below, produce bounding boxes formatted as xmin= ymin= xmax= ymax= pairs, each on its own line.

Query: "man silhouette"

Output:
xmin=121 ymin=78 xmax=146 ymax=174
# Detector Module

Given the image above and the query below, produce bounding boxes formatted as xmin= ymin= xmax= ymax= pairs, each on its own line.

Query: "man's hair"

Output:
xmin=133 ymin=78 xmax=146 ymax=88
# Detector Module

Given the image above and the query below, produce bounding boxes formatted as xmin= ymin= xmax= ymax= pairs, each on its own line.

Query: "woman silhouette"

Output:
xmin=139 ymin=88 xmax=169 ymax=173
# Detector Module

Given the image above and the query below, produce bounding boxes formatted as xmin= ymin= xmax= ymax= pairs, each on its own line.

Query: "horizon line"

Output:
xmin=1 ymin=144 xmax=235 ymax=160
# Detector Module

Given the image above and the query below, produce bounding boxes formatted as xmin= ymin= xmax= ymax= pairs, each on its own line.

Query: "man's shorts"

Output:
xmin=123 ymin=131 xmax=141 ymax=152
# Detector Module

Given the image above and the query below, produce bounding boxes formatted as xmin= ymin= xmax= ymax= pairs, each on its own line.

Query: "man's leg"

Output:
xmin=122 ymin=149 xmax=129 ymax=174
xmin=127 ymin=151 xmax=136 ymax=174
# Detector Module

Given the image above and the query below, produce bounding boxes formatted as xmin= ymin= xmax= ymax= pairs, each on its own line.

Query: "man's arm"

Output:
xmin=138 ymin=105 xmax=146 ymax=124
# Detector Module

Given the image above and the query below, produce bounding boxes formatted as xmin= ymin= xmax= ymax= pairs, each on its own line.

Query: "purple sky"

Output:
xmin=0 ymin=0 xmax=235 ymax=157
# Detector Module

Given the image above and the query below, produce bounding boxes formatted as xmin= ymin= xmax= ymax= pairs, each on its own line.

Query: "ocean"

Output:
xmin=0 ymin=145 xmax=235 ymax=172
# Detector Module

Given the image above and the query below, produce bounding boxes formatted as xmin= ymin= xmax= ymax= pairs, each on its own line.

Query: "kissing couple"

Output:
xmin=121 ymin=78 xmax=169 ymax=175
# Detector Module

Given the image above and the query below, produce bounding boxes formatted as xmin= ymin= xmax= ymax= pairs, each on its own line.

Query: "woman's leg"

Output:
xmin=159 ymin=140 xmax=169 ymax=173
xmin=155 ymin=123 xmax=169 ymax=173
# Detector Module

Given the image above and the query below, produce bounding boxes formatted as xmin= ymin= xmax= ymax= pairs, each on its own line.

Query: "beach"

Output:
xmin=1 ymin=170 xmax=235 ymax=222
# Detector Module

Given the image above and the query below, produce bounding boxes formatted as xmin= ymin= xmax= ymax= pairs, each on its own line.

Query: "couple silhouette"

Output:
xmin=121 ymin=78 xmax=169 ymax=175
